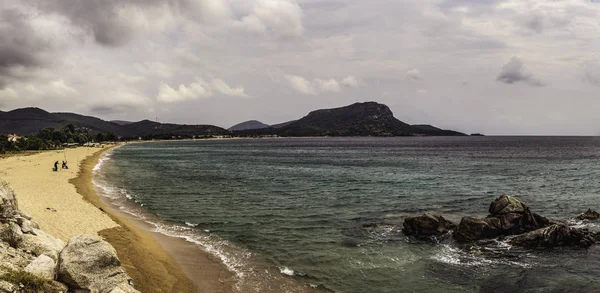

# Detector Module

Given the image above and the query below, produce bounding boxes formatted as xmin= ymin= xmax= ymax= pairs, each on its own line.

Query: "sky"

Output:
xmin=1 ymin=0 xmax=600 ymax=135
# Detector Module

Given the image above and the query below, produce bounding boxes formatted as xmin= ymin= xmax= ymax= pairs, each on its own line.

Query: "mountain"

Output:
xmin=123 ymin=120 xmax=228 ymax=137
xmin=410 ymin=124 xmax=464 ymax=136
xmin=275 ymin=102 xmax=465 ymax=137
xmin=411 ymin=124 xmax=442 ymax=132
xmin=270 ymin=120 xmax=296 ymax=129
xmin=228 ymin=120 xmax=270 ymax=131
xmin=1 ymin=102 xmax=464 ymax=138
xmin=0 ymin=108 xmax=229 ymax=138
xmin=53 ymin=112 xmax=125 ymax=134
xmin=110 ymin=120 xmax=134 ymax=126
xmin=0 ymin=108 xmax=65 ymax=135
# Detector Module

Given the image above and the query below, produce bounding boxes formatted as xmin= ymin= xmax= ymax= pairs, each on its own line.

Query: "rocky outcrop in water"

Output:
xmin=508 ymin=224 xmax=597 ymax=248
xmin=453 ymin=195 xmax=551 ymax=243
xmin=403 ymin=194 xmax=599 ymax=249
xmin=402 ymin=214 xmax=456 ymax=238
xmin=0 ymin=180 xmax=140 ymax=293
xmin=576 ymin=209 xmax=600 ymax=221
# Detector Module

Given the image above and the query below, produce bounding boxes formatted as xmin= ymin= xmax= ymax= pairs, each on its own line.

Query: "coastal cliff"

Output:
xmin=0 ymin=180 xmax=140 ymax=293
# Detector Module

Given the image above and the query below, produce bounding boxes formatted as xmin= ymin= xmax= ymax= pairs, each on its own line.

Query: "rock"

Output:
xmin=0 ymin=280 xmax=16 ymax=293
xmin=0 ymin=241 xmax=34 ymax=270
xmin=19 ymin=211 xmax=32 ymax=220
xmin=16 ymin=216 xmax=39 ymax=235
xmin=0 ymin=180 xmax=18 ymax=221
xmin=508 ymin=224 xmax=596 ymax=248
xmin=576 ymin=209 xmax=600 ymax=221
xmin=489 ymin=195 xmax=528 ymax=216
xmin=110 ymin=281 xmax=140 ymax=293
xmin=496 ymin=211 xmax=550 ymax=235
xmin=453 ymin=216 xmax=502 ymax=243
xmin=57 ymin=235 xmax=139 ymax=293
xmin=25 ymin=254 xmax=56 ymax=280
xmin=402 ymin=214 xmax=457 ymax=237
xmin=0 ymin=222 xmax=23 ymax=247
xmin=18 ymin=229 xmax=65 ymax=261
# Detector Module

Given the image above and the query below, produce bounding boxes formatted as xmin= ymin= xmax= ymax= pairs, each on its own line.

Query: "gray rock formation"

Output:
xmin=508 ymin=224 xmax=596 ymax=248
xmin=453 ymin=195 xmax=550 ymax=243
xmin=25 ymin=254 xmax=57 ymax=280
xmin=57 ymin=235 xmax=139 ymax=293
xmin=18 ymin=229 xmax=65 ymax=261
xmin=402 ymin=214 xmax=456 ymax=238
xmin=0 ymin=181 xmax=18 ymax=221
xmin=453 ymin=216 xmax=502 ymax=243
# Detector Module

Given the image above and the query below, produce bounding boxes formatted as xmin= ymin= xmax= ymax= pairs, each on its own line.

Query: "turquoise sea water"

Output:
xmin=94 ymin=137 xmax=600 ymax=292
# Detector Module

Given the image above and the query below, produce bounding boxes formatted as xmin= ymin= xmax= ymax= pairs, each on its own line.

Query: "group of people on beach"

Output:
xmin=53 ymin=161 xmax=68 ymax=172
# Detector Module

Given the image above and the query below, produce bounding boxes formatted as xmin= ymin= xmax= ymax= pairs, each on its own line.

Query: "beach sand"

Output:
xmin=0 ymin=147 xmax=234 ymax=293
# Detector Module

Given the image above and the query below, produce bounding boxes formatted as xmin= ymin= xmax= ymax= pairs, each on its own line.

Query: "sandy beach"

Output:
xmin=0 ymin=146 xmax=231 ymax=293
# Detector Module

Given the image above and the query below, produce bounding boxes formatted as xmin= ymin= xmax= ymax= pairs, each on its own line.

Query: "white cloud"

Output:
xmin=241 ymin=0 xmax=304 ymax=37
xmin=134 ymin=62 xmax=173 ymax=79
xmin=406 ymin=69 xmax=423 ymax=81
xmin=157 ymin=78 xmax=247 ymax=103
xmin=210 ymin=78 xmax=248 ymax=97
xmin=285 ymin=75 xmax=316 ymax=95
xmin=315 ymin=78 xmax=341 ymax=93
xmin=285 ymin=74 xmax=363 ymax=95
xmin=341 ymin=76 xmax=361 ymax=87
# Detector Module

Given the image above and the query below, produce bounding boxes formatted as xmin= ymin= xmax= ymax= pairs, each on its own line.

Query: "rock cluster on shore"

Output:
xmin=402 ymin=194 xmax=600 ymax=248
xmin=0 ymin=180 xmax=140 ymax=293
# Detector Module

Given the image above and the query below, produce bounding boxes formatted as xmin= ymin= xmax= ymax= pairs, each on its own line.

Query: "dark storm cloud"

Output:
xmin=583 ymin=62 xmax=600 ymax=86
xmin=496 ymin=57 xmax=543 ymax=87
xmin=31 ymin=0 xmax=154 ymax=47
xmin=0 ymin=8 xmax=55 ymax=88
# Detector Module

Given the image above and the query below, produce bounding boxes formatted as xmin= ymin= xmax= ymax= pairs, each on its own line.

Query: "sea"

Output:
xmin=92 ymin=137 xmax=600 ymax=293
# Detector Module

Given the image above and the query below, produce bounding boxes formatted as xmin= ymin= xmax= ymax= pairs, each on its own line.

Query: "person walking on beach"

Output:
xmin=62 ymin=161 xmax=68 ymax=169
xmin=53 ymin=161 xmax=59 ymax=172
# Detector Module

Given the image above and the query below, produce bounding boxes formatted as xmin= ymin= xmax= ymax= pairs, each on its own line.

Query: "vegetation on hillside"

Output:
xmin=0 ymin=124 xmax=117 ymax=154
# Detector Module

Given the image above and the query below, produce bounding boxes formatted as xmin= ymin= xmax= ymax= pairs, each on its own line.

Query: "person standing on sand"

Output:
xmin=54 ymin=161 xmax=59 ymax=172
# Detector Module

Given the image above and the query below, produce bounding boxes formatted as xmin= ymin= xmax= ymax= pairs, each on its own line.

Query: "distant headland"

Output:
xmin=0 ymin=102 xmax=466 ymax=139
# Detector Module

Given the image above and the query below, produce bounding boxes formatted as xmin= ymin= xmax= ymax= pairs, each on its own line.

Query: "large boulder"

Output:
xmin=18 ymin=229 xmax=65 ymax=261
xmin=508 ymin=224 xmax=596 ymax=248
xmin=453 ymin=216 xmax=502 ymax=243
xmin=0 ymin=222 xmax=23 ymax=248
xmin=402 ymin=214 xmax=456 ymax=237
xmin=576 ymin=209 xmax=600 ymax=221
xmin=496 ymin=210 xmax=550 ymax=235
xmin=489 ymin=195 xmax=528 ymax=216
xmin=0 ymin=181 xmax=18 ymax=221
xmin=57 ymin=235 xmax=139 ymax=293
xmin=24 ymin=254 xmax=56 ymax=280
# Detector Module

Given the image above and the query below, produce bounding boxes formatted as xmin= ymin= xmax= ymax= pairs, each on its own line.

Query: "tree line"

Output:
xmin=0 ymin=124 xmax=117 ymax=154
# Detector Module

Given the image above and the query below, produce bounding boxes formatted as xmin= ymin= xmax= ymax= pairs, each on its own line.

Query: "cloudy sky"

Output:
xmin=1 ymin=0 xmax=600 ymax=135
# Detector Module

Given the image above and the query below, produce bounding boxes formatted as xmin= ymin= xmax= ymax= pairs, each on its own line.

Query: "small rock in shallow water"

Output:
xmin=402 ymin=213 xmax=456 ymax=238
xmin=576 ymin=209 xmax=600 ymax=221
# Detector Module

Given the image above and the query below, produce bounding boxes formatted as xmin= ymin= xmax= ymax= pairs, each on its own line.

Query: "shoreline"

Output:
xmin=74 ymin=146 xmax=235 ymax=293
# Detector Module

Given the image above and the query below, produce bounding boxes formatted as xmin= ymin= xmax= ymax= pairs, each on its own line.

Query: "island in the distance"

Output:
xmin=0 ymin=102 xmax=467 ymax=139
xmin=231 ymin=102 xmax=466 ymax=137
